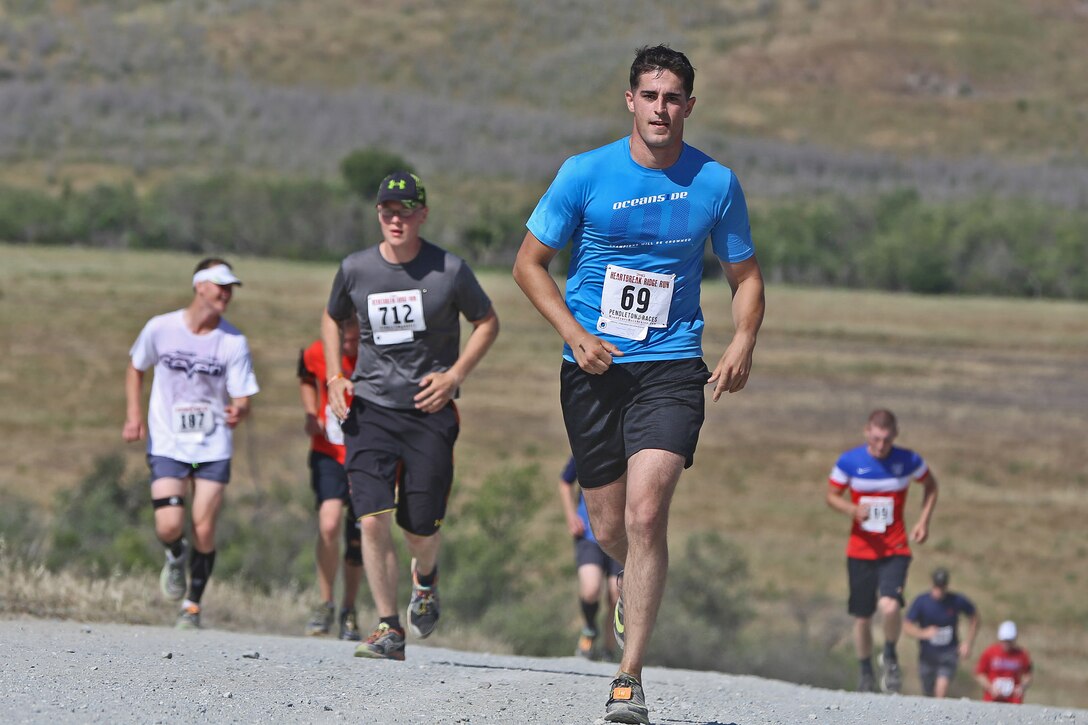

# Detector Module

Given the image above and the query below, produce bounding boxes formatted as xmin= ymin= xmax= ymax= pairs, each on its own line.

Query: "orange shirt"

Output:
xmin=298 ymin=340 xmax=355 ymax=464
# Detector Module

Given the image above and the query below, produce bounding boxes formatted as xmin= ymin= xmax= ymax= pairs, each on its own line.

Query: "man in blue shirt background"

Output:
xmin=903 ymin=567 xmax=980 ymax=697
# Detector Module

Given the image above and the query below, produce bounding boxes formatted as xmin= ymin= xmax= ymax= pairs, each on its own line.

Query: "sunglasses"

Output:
xmin=378 ymin=206 xmax=421 ymax=221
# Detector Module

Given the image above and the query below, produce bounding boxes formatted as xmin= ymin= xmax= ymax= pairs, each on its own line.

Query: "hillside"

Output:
xmin=1 ymin=0 xmax=1087 ymax=208
xmin=1 ymin=245 xmax=1086 ymax=706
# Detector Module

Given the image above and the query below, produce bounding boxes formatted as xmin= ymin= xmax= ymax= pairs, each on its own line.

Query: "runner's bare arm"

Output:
xmin=415 ymin=308 xmax=500 ymax=413
xmin=512 ymin=232 xmax=621 ymax=374
xmin=322 ymin=309 xmax=352 ymax=421
xmin=825 ymin=483 xmax=866 ymax=522
xmin=224 ymin=397 xmax=250 ymax=428
xmin=557 ymin=476 xmax=586 ymax=538
xmin=708 ymin=255 xmax=765 ymax=402
xmin=122 ymin=363 xmax=146 ymax=442
xmin=910 ymin=473 xmax=939 ymax=543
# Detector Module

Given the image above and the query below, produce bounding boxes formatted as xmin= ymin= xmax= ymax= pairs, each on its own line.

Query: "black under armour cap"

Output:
xmin=376 ymin=171 xmax=427 ymax=208
xmin=931 ymin=567 xmax=950 ymax=587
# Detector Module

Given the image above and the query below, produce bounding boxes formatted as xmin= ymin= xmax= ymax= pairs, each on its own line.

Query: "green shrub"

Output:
xmin=340 ymin=148 xmax=416 ymax=200
xmin=649 ymin=531 xmax=752 ymax=671
xmin=45 ymin=453 xmax=158 ymax=574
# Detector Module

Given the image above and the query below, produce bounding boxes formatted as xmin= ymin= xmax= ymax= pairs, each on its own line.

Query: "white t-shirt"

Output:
xmin=129 ymin=310 xmax=259 ymax=463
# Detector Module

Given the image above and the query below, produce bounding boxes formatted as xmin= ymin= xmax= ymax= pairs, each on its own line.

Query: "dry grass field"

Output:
xmin=1 ymin=243 xmax=1085 ymax=706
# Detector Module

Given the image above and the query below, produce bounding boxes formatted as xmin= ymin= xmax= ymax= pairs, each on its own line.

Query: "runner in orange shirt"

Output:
xmin=298 ymin=317 xmax=364 ymax=640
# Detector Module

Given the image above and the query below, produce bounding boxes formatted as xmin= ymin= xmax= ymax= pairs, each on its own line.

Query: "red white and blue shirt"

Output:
xmin=829 ymin=445 xmax=930 ymax=560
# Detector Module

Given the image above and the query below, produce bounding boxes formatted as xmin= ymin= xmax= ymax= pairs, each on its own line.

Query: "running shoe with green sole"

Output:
xmin=407 ymin=558 xmax=440 ymax=639
xmin=354 ymin=622 xmax=406 ymax=660
xmin=175 ymin=603 xmax=201 ymax=630
xmin=305 ymin=602 xmax=334 ymax=636
xmin=338 ymin=608 xmax=362 ymax=641
xmin=159 ymin=540 xmax=189 ymax=602
xmin=603 ymin=673 xmax=649 ymax=724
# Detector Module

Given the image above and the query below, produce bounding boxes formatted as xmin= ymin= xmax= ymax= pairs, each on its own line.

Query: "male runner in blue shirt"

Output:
xmin=513 ymin=45 xmax=765 ymax=724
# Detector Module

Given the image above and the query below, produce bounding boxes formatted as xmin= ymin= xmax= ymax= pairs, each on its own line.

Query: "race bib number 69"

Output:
xmin=597 ymin=265 xmax=675 ymax=341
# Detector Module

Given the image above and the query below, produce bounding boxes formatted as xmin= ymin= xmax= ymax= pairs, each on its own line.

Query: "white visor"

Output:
xmin=192 ymin=264 xmax=242 ymax=287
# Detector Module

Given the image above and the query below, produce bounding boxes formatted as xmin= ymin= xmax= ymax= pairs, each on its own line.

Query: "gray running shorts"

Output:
xmin=147 ymin=455 xmax=230 ymax=484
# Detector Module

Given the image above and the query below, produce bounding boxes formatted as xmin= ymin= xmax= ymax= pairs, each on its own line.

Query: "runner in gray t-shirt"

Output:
xmin=321 ymin=171 xmax=499 ymax=661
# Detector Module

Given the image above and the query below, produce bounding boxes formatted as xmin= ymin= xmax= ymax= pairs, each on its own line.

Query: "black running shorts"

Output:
xmin=341 ymin=398 xmax=459 ymax=536
xmin=846 ymin=555 xmax=911 ymax=617
xmin=560 ymin=358 xmax=709 ymax=489
xmin=308 ymin=449 xmax=350 ymax=508
xmin=574 ymin=537 xmax=623 ymax=577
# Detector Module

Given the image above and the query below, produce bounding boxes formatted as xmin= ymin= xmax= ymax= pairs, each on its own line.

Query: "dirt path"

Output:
xmin=1 ymin=618 xmax=1082 ymax=724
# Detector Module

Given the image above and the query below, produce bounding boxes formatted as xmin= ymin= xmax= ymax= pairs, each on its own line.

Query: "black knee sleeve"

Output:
xmin=152 ymin=495 xmax=185 ymax=509
xmin=344 ymin=517 xmax=362 ymax=566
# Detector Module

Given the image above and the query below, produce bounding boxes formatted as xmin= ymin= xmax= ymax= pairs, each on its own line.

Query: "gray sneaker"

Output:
xmin=858 ymin=670 xmax=877 ymax=693
xmin=338 ymin=608 xmax=362 ymax=641
xmin=613 ymin=570 xmax=625 ymax=651
xmin=305 ymin=602 xmax=334 ymax=636
xmin=159 ymin=540 xmax=189 ymax=601
xmin=604 ymin=673 xmax=649 ymax=724
xmin=175 ymin=603 xmax=201 ymax=630
xmin=354 ymin=623 xmax=406 ymax=661
xmin=407 ymin=559 xmax=440 ymax=639
xmin=881 ymin=656 xmax=902 ymax=694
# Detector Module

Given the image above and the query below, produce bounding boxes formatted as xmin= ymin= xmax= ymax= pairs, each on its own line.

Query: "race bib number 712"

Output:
xmin=367 ymin=289 xmax=426 ymax=345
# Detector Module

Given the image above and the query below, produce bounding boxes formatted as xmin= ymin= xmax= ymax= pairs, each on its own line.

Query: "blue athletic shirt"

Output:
xmin=527 ymin=137 xmax=754 ymax=363
xmin=559 ymin=456 xmax=597 ymax=543
xmin=906 ymin=591 xmax=976 ymax=660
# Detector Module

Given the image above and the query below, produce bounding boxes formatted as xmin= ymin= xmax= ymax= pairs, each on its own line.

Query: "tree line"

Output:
xmin=2 ymin=162 xmax=1085 ymax=299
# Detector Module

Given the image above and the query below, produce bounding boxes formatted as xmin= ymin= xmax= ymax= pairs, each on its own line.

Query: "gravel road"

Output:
xmin=1 ymin=618 xmax=1083 ymax=724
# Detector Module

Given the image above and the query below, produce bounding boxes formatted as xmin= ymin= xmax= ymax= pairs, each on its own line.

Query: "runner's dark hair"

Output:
xmin=630 ymin=44 xmax=695 ymax=97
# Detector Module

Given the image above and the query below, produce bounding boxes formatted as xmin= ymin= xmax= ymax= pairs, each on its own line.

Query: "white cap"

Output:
xmin=192 ymin=264 xmax=242 ymax=287
xmin=998 ymin=620 xmax=1017 ymax=641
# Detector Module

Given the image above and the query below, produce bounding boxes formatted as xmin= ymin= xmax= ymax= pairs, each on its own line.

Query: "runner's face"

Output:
xmin=377 ymin=201 xmax=427 ymax=245
xmin=625 ymin=70 xmax=694 ymax=152
xmin=195 ymin=280 xmax=234 ymax=314
xmin=864 ymin=424 xmax=896 ymax=459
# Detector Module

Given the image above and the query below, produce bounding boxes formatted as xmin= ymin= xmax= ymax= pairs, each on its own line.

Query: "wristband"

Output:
xmin=326 ymin=373 xmax=346 ymax=385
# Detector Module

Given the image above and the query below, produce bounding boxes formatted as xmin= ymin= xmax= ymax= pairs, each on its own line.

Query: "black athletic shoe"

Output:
xmin=407 ymin=558 xmax=440 ymax=639
xmin=338 ymin=608 xmax=362 ymax=641
xmin=857 ymin=670 xmax=878 ymax=693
